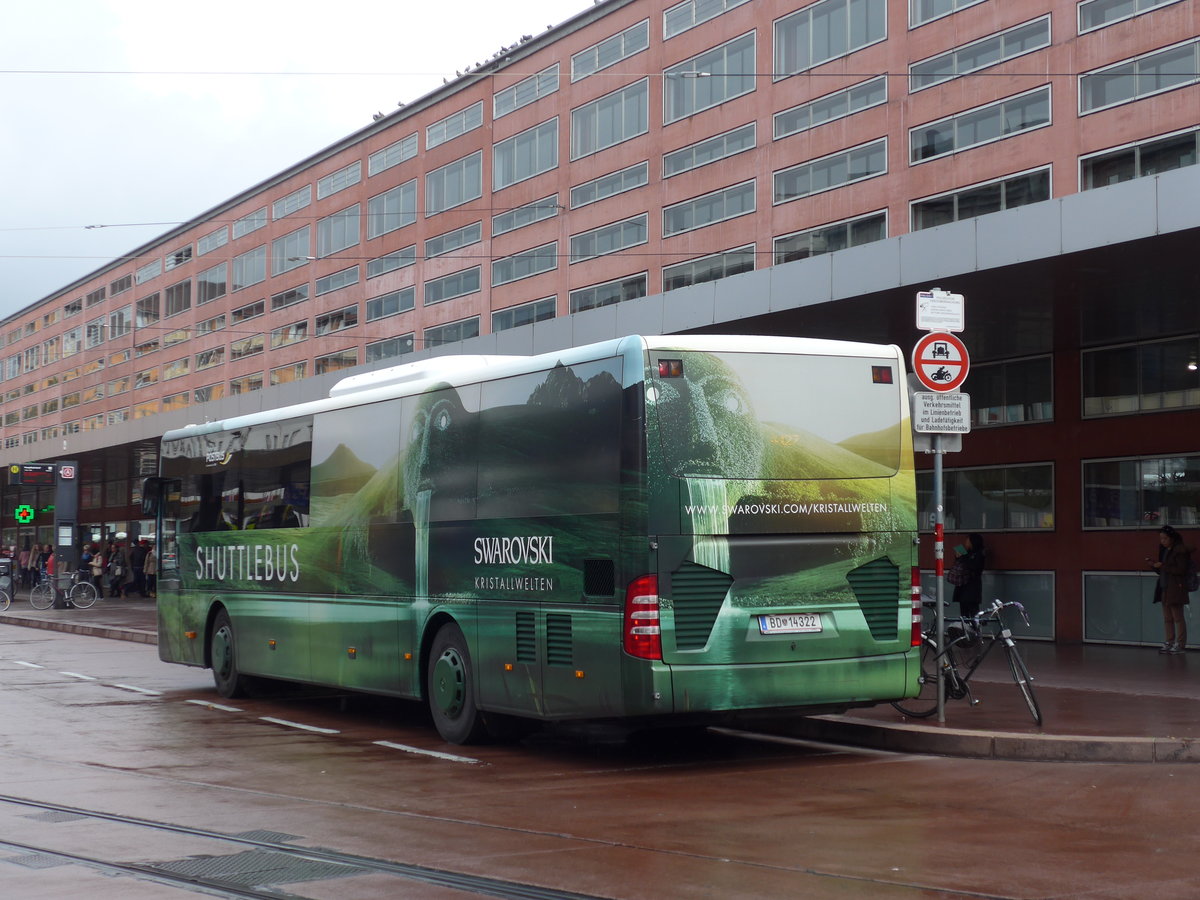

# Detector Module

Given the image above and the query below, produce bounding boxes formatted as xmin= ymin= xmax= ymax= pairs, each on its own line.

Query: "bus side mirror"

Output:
xmin=142 ymin=477 xmax=165 ymax=516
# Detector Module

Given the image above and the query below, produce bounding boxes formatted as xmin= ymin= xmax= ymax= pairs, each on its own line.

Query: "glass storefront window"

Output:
xmin=1084 ymin=454 xmax=1200 ymax=528
xmin=919 ymin=464 xmax=1055 ymax=531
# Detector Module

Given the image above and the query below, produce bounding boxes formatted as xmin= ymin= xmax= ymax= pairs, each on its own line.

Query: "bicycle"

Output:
xmin=0 ymin=588 xmax=9 ymax=612
xmin=892 ymin=597 xmax=1043 ymax=726
xmin=29 ymin=571 xmax=99 ymax=610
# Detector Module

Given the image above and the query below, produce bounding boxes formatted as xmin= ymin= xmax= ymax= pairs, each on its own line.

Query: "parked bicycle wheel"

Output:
xmin=891 ymin=639 xmax=940 ymax=718
xmin=1005 ymin=644 xmax=1042 ymax=726
xmin=0 ymin=589 xmax=10 ymax=612
xmin=69 ymin=580 xmax=99 ymax=609
xmin=29 ymin=582 xmax=55 ymax=610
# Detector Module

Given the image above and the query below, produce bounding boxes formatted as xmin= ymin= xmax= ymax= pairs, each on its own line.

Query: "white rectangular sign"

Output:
xmin=913 ymin=391 xmax=971 ymax=434
xmin=916 ymin=289 xmax=965 ymax=332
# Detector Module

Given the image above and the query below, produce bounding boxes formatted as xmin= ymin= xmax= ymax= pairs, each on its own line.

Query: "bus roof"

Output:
xmin=160 ymin=334 xmax=903 ymax=441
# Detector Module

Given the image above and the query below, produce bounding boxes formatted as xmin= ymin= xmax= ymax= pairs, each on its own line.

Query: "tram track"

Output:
xmin=0 ymin=794 xmax=609 ymax=900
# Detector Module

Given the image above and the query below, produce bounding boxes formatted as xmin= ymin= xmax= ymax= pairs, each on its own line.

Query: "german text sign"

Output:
xmin=912 ymin=332 xmax=969 ymax=392
xmin=913 ymin=391 xmax=971 ymax=433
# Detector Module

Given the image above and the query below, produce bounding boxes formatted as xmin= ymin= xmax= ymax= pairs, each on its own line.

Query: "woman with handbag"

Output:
xmin=1149 ymin=525 xmax=1192 ymax=653
xmin=948 ymin=533 xmax=986 ymax=618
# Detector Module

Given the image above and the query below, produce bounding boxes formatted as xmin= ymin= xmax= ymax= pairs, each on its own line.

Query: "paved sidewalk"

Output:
xmin=3 ymin=596 xmax=1199 ymax=762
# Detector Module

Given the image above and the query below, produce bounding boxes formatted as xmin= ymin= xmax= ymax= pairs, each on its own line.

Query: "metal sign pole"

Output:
xmin=933 ymin=435 xmax=945 ymax=723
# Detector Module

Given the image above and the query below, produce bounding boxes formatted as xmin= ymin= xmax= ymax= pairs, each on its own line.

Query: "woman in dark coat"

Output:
xmin=1151 ymin=525 xmax=1192 ymax=653
xmin=952 ymin=533 xmax=986 ymax=618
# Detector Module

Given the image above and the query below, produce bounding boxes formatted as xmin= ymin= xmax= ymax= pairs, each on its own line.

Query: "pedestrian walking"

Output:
xmin=129 ymin=539 xmax=149 ymax=597
xmin=144 ymin=543 xmax=158 ymax=599
xmin=948 ymin=533 xmax=986 ymax=619
xmin=1149 ymin=525 xmax=1193 ymax=653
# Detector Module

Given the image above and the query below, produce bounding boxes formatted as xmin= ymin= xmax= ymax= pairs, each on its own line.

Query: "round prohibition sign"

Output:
xmin=912 ymin=331 xmax=969 ymax=392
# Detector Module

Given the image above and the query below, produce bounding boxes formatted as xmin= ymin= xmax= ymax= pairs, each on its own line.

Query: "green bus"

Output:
xmin=148 ymin=334 xmax=921 ymax=743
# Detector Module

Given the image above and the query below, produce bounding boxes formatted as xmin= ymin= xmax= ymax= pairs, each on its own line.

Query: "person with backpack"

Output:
xmin=1149 ymin=525 xmax=1194 ymax=654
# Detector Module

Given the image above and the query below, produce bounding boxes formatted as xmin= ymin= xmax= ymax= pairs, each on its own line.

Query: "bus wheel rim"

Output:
xmin=432 ymin=648 xmax=466 ymax=718
xmin=213 ymin=626 xmax=233 ymax=678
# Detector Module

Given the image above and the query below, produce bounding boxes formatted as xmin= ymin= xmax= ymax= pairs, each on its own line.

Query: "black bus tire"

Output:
xmin=211 ymin=609 xmax=248 ymax=699
xmin=427 ymin=622 xmax=488 ymax=744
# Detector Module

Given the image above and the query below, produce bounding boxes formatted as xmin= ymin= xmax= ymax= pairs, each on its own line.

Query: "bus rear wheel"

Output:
xmin=428 ymin=622 xmax=487 ymax=744
xmin=210 ymin=609 xmax=248 ymax=699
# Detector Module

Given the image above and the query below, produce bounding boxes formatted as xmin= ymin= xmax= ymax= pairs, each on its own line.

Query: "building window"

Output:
xmin=1079 ymin=0 xmax=1186 ymax=34
xmin=271 ymin=284 xmax=309 ymax=310
xmin=1080 ymin=129 xmax=1199 ymax=190
xmin=569 ymin=272 xmax=647 ymax=313
xmin=492 ymin=195 xmax=559 ymax=236
xmin=134 ymin=367 xmax=159 ymax=389
xmin=571 ymin=79 xmax=649 ymax=159
xmin=317 ymin=204 xmax=360 ymax=258
xmin=425 ymin=222 xmax=481 ymax=259
xmin=42 ymin=336 xmax=60 ymax=365
xmin=918 ymin=463 xmax=1055 ymax=531
xmin=663 ymin=246 xmax=754 ymax=292
xmin=316 ymin=161 xmax=361 ymax=199
xmin=427 ymin=101 xmax=483 ymax=150
xmin=912 ymin=168 xmax=1051 ymax=230
xmin=108 ymin=305 xmax=132 ymax=339
xmin=1079 ymin=39 xmax=1200 ymax=114
xmin=425 ymin=151 xmax=483 ymax=216
xmin=195 ymin=347 xmax=225 ymax=371
xmin=197 ymin=262 xmax=228 ymax=304
xmin=663 ymin=180 xmax=755 ymax=237
xmin=136 ymin=293 xmax=160 ymax=328
xmin=664 ymin=32 xmax=755 ymax=124
xmin=912 ymin=86 xmax=1051 ymax=163
xmin=85 ymin=317 xmax=105 ymax=349
xmin=230 ymin=335 xmax=264 ymax=360
xmin=135 ymin=339 xmax=159 ymax=357
xmin=969 ymin=355 xmax=1054 ymax=427
xmin=910 ymin=17 xmax=1050 ymax=92
xmin=110 ymin=274 xmax=133 ymax=296
xmin=1084 ymin=454 xmax=1200 ymax=529
xmin=775 ymin=77 xmax=886 ymax=139
xmin=494 ymin=64 xmax=559 ymax=118
xmin=424 ymin=267 xmax=481 ymax=305
xmin=368 ymin=133 xmax=418 ymax=176
xmin=233 ymin=207 xmax=267 ymax=238
xmin=492 ymin=242 xmax=557 ymax=287
xmin=195 ymin=383 xmax=226 ymax=403
xmin=366 ymin=288 xmax=416 ymax=322
xmin=197 ymin=226 xmax=229 ymax=256
xmin=135 ymin=259 xmax=162 ymax=285
xmin=315 ymin=266 xmax=359 ymax=296
xmin=367 ymin=180 xmax=416 ymax=239
xmin=569 ymin=214 xmax=648 ymax=263
xmin=272 ymin=226 xmax=311 ymax=275
xmin=270 ymin=320 xmax=308 ymax=349
xmin=910 ymin=0 xmax=985 ymax=28
xmin=165 ymin=244 xmax=193 ymax=270
xmin=366 ymin=335 xmax=416 ymax=362
xmin=270 ymin=362 xmax=308 ymax=385
xmin=64 ymin=297 xmax=83 ymax=318
xmin=165 ymin=280 xmax=191 ymax=317
xmin=315 ymin=305 xmax=358 ymax=335
xmin=107 ymin=375 xmax=131 ymax=396
xmin=423 ymin=317 xmax=479 ymax=349
xmin=492 ymin=297 xmax=556 ymax=333
xmin=774 ymin=211 xmax=886 ymax=264
xmin=367 ymin=246 xmax=417 ymax=279
xmin=273 ymin=185 xmax=312 ymax=220
xmin=163 ymin=357 xmax=190 ymax=380
xmin=162 ymin=391 xmax=190 ymax=412
xmin=1082 ymin=337 xmax=1200 ymax=417
xmin=571 ymin=19 xmax=649 ymax=81
xmin=232 ymin=246 xmax=267 ymax=291
xmin=231 ymin=299 xmax=265 ymax=323
xmin=314 ymin=349 xmax=358 ymax=375
xmin=493 ymin=118 xmax=558 ymax=191
xmin=774 ymin=138 xmax=887 ymax=203
xmin=775 ymin=0 xmax=887 ymax=78
xmin=229 ymin=373 xmax=263 ymax=395
xmin=571 ymin=162 xmax=647 ymax=209
xmin=665 ymin=125 xmax=756 ymax=180
xmin=664 ymin=0 xmax=751 ymax=39
xmin=197 ymin=314 xmax=226 ymax=335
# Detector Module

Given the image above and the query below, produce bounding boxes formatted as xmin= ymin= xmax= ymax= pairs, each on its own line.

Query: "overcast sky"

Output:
xmin=0 ymin=0 xmax=589 ymax=320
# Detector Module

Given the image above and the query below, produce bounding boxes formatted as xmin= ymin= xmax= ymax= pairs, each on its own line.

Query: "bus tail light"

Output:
xmin=910 ymin=567 xmax=923 ymax=647
xmin=623 ymin=575 xmax=662 ymax=660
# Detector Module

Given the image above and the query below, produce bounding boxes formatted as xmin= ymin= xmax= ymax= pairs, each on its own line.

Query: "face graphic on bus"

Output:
xmin=402 ymin=387 xmax=476 ymax=505
xmin=652 ymin=354 xmax=764 ymax=480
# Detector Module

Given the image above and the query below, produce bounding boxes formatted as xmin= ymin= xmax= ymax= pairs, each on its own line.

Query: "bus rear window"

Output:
xmin=649 ymin=351 xmax=902 ymax=480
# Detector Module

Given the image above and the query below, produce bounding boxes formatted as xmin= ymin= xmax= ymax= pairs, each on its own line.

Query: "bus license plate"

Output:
xmin=758 ymin=613 xmax=821 ymax=635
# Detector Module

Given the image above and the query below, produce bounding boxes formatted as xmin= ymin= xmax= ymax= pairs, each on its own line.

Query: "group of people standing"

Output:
xmin=80 ymin=539 xmax=158 ymax=598
xmin=946 ymin=526 xmax=1194 ymax=654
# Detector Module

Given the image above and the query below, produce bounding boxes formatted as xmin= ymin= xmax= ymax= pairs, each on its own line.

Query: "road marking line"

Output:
xmin=112 ymin=683 xmax=163 ymax=696
xmin=260 ymin=716 xmax=340 ymax=735
xmin=185 ymin=699 xmax=243 ymax=713
xmin=60 ymin=671 xmax=97 ymax=680
xmin=14 ymin=661 xmax=43 ymax=669
xmin=373 ymin=740 xmax=480 ymax=764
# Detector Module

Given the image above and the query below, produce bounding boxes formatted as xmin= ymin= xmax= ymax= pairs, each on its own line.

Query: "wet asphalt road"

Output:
xmin=2 ymin=627 xmax=1200 ymax=899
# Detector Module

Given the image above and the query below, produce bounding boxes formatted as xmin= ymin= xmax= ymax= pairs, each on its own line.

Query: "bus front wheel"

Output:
xmin=210 ymin=609 xmax=248 ymax=699
xmin=427 ymin=622 xmax=487 ymax=744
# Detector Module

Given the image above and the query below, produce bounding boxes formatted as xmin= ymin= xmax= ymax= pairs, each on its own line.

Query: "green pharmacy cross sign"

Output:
xmin=14 ymin=504 xmax=35 ymax=524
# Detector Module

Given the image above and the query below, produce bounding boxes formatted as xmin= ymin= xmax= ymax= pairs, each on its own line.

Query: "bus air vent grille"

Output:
xmin=845 ymin=558 xmax=901 ymax=641
xmin=671 ymin=562 xmax=732 ymax=650
xmin=516 ymin=612 xmax=537 ymax=663
xmin=546 ymin=614 xmax=573 ymax=666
